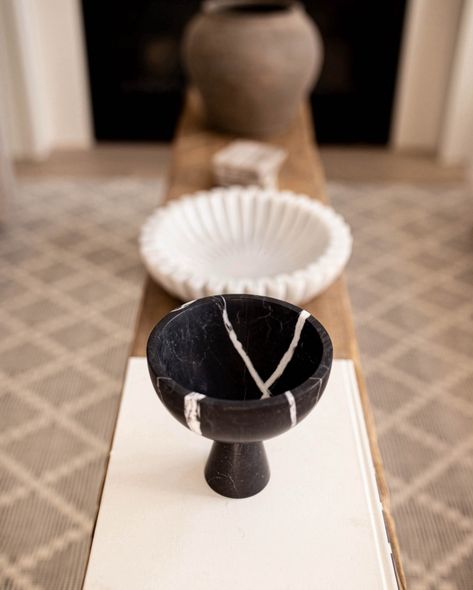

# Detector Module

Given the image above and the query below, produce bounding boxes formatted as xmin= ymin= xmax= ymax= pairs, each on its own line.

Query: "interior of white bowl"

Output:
xmin=159 ymin=193 xmax=329 ymax=278
xmin=140 ymin=187 xmax=352 ymax=304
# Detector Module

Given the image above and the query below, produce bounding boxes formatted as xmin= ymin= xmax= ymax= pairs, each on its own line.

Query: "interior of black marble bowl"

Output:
xmin=154 ymin=296 xmax=324 ymax=401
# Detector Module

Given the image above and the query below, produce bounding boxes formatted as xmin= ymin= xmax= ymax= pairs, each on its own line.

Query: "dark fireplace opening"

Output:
xmin=81 ymin=0 xmax=406 ymax=144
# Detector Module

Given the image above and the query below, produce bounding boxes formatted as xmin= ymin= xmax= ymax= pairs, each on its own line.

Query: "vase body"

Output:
xmin=183 ymin=1 xmax=323 ymax=137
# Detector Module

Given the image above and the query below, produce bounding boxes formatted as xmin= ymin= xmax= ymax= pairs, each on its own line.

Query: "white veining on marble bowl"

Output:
xmin=284 ymin=391 xmax=297 ymax=427
xmin=264 ymin=309 xmax=311 ymax=392
xmin=184 ymin=392 xmax=206 ymax=435
xmin=139 ymin=186 xmax=352 ymax=305
xmin=220 ymin=295 xmax=271 ymax=399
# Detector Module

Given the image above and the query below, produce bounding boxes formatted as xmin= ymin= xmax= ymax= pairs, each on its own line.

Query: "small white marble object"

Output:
xmin=213 ymin=140 xmax=287 ymax=189
xmin=139 ymin=186 xmax=352 ymax=305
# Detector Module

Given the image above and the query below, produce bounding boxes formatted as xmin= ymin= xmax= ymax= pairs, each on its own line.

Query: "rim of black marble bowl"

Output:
xmin=147 ymin=294 xmax=333 ymax=411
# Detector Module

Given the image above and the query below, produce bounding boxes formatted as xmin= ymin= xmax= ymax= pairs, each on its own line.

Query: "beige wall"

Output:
xmin=391 ymin=0 xmax=464 ymax=153
xmin=33 ymin=0 xmax=92 ymax=150
xmin=439 ymin=0 xmax=473 ymax=164
xmin=0 ymin=0 xmax=92 ymax=159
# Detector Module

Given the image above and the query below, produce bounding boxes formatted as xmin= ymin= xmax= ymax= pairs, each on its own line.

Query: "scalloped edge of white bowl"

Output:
xmin=139 ymin=186 xmax=352 ymax=305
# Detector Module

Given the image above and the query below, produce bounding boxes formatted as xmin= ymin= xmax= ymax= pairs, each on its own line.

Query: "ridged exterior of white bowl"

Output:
xmin=139 ymin=187 xmax=352 ymax=305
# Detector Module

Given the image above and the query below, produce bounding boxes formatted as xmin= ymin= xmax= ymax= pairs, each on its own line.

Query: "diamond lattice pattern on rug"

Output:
xmin=329 ymin=182 xmax=473 ymax=590
xmin=1 ymin=180 xmax=472 ymax=590
xmin=0 ymin=178 xmax=165 ymax=589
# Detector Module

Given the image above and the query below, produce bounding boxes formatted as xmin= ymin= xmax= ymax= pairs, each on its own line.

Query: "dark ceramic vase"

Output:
xmin=182 ymin=0 xmax=323 ymax=137
xmin=147 ymin=294 xmax=332 ymax=498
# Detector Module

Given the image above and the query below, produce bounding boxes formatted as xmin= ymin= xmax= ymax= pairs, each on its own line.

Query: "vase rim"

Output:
xmin=202 ymin=0 xmax=303 ymax=18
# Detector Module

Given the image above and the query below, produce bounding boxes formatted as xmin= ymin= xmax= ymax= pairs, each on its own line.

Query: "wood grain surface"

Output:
xmin=130 ymin=90 xmax=406 ymax=589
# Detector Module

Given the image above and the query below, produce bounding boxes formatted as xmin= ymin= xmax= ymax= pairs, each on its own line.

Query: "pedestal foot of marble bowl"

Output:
xmin=147 ymin=294 xmax=333 ymax=499
xmin=205 ymin=441 xmax=270 ymax=499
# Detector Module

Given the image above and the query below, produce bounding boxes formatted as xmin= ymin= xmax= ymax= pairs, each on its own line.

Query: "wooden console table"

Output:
xmin=131 ymin=91 xmax=406 ymax=589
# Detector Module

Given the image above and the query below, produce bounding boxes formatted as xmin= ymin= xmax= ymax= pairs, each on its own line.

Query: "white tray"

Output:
xmin=84 ymin=359 xmax=398 ymax=590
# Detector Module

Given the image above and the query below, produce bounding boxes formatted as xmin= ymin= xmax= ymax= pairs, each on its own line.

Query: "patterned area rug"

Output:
xmin=0 ymin=179 xmax=166 ymax=589
xmin=330 ymin=182 xmax=473 ymax=590
xmin=0 ymin=179 xmax=472 ymax=589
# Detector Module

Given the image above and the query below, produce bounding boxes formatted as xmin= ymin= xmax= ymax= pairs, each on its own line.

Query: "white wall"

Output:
xmin=33 ymin=0 xmax=92 ymax=150
xmin=0 ymin=0 xmax=92 ymax=160
xmin=0 ymin=0 xmax=52 ymax=158
xmin=391 ymin=0 xmax=464 ymax=152
xmin=439 ymin=0 xmax=473 ymax=164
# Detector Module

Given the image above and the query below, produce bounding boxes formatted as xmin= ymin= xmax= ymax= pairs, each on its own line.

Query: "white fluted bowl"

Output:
xmin=139 ymin=186 xmax=352 ymax=305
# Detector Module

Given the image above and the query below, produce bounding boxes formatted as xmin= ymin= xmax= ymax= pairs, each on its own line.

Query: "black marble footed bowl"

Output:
xmin=147 ymin=294 xmax=333 ymax=498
